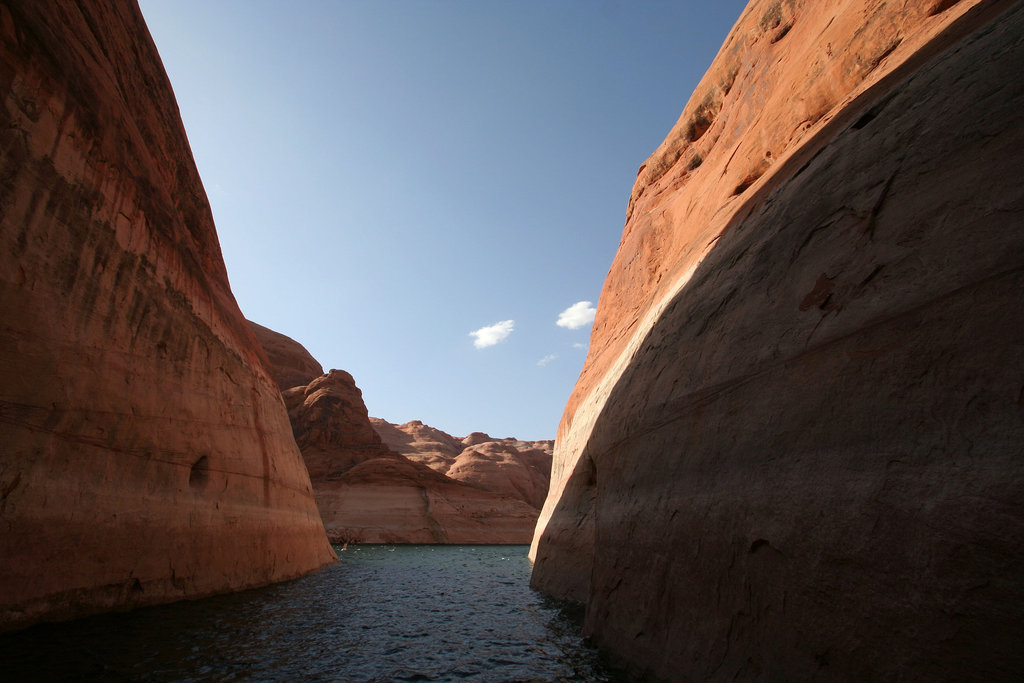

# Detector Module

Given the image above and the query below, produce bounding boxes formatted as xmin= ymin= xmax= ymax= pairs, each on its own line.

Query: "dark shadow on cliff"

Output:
xmin=533 ymin=4 xmax=1024 ymax=680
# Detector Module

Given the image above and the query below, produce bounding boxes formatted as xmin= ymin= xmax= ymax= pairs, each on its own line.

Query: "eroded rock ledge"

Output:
xmin=530 ymin=0 xmax=1024 ymax=679
xmin=0 ymin=1 xmax=334 ymax=632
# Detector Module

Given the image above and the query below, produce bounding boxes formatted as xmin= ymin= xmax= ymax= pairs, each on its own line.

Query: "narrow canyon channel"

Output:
xmin=0 ymin=545 xmax=622 ymax=682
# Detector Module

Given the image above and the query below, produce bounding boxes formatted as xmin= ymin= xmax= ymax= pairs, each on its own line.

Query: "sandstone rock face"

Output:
xmin=0 ymin=1 xmax=335 ymax=632
xmin=315 ymin=451 xmax=542 ymax=545
xmin=447 ymin=442 xmax=551 ymax=510
xmin=290 ymin=371 xmax=386 ymax=459
xmin=372 ymin=418 xmax=554 ymax=508
xmin=370 ymin=417 xmax=464 ymax=471
xmin=531 ymin=0 xmax=1024 ymax=679
xmin=284 ymin=369 xmax=395 ymax=485
xmin=511 ymin=438 xmax=555 ymax=455
xmin=248 ymin=321 xmax=324 ymax=391
xmin=250 ymin=328 xmax=541 ymax=543
xmin=461 ymin=431 xmax=492 ymax=447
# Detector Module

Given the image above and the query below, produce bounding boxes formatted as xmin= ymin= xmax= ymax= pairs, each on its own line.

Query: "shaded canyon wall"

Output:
xmin=530 ymin=0 xmax=1024 ymax=679
xmin=0 ymin=0 xmax=335 ymax=631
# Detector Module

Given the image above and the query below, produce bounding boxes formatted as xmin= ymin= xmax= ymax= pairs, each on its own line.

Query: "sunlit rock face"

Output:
xmin=0 ymin=1 xmax=335 ymax=632
xmin=370 ymin=418 xmax=465 ymax=471
xmin=248 ymin=321 xmax=324 ymax=391
xmin=372 ymin=418 xmax=553 ymax=509
xmin=446 ymin=442 xmax=551 ymax=510
xmin=287 ymin=370 xmax=396 ymax=480
xmin=249 ymin=324 xmax=541 ymax=543
xmin=530 ymin=0 xmax=1024 ymax=679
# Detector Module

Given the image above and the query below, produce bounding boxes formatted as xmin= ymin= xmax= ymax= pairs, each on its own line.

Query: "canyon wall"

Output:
xmin=249 ymin=323 xmax=543 ymax=544
xmin=248 ymin=320 xmax=324 ymax=392
xmin=0 ymin=1 xmax=335 ymax=632
xmin=531 ymin=0 xmax=1024 ymax=679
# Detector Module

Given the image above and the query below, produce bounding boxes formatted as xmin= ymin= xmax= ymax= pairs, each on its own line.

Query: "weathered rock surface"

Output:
xmin=0 ymin=1 xmax=334 ymax=632
xmin=248 ymin=321 xmax=324 ymax=391
xmin=446 ymin=442 xmax=551 ymax=510
xmin=514 ymin=438 xmax=555 ymax=454
xmin=314 ymin=451 xmax=543 ymax=545
xmin=249 ymin=327 xmax=541 ymax=543
xmin=372 ymin=418 xmax=553 ymax=508
xmin=370 ymin=418 xmax=464 ymax=471
xmin=286 ymin=370 xmax=390 ymax=471
xmin=461 ymin=431 xmax=492 ymax=447
xmin=531 ymin=0 xmax=1024 ymax=680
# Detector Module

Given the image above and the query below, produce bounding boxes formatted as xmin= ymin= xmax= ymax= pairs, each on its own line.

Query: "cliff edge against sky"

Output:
xmin=248 ymin=322 xmax=545 ymax=544
xmin=531 ymin=0 xmax=1024 ymax=679
xmin=0 ymin=0 xmax=334 ymax=631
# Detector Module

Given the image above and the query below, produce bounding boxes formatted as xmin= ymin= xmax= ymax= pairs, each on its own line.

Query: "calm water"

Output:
xmin=1 ymin=545 xmax=622 ymax=682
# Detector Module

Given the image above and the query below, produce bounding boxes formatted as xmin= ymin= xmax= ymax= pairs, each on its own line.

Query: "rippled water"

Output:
xmin=1 ymin=545 xmax=622 ymax=682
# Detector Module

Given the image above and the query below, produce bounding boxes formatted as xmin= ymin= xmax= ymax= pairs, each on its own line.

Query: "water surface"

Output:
xmin=1 ymin=545 xmax=621 ymax=682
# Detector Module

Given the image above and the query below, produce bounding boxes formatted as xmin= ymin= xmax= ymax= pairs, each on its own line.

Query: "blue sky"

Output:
xmin=138 ymin=0 xmax=746 ymax=439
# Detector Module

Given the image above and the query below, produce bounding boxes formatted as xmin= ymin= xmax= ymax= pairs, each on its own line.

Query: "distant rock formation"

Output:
xmin=447 ymin=442 xmax=551 ymax=510
xmin=371 ymin=418 xmax=554 ymax=509
xmin=461 ymin=431 xmax=492 ymax=447
xmin=530 ymin=0 xmax=1024 ymax=680
xmin=289 ymin=371 xmax=388 ymax=458
xmin=369 ymin=418 xmax=465 ymax=471
xmin=250 ymin=323 xmax=543 ymax=543
xmin=0 ymin=1 xmax=334 ymax=632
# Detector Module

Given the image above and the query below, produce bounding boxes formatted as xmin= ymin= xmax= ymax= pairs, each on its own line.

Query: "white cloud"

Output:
xmin=573 ymin=342 xmax=586 ymax=349
xmin=537 ymin=354 xmax=557 ymax=367
xmin=470 ymin=320 xmax=514 ymax=349
xmin=556 ymin=301 xmax=596 ymax=329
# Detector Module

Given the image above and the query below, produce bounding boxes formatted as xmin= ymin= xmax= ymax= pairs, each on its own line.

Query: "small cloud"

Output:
xmin=573 ymin=342 xmax=586 ymax=349
xmin=556 ymin=301 xmax=596 ymax=330
xmin=470 ymin=320 xmax=514 ymax=349
xmin=537 ymin=354 xmax=557 ymax=367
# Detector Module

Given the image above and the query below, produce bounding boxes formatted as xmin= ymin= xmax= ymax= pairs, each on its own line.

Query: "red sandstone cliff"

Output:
xmin=249 ymin=322 xmax=542 ymax=543
xmin=370 ymin=418 xmax=465 ymax=471
xmin=446 ymin=441 xmax=551 ymax=510
xmin=248 ymin=321 xmax=324 ymax=392
xmin=0 ymin=1 xmax=335 ymax=632
xmin=371 ymin=418 xmax=553 ymax=509
xmin=530 ymin=0 xmax=1024 ymax=679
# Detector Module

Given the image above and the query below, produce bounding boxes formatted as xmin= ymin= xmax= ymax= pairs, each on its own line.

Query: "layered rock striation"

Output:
xmin=248 ymin=321 xmax=323 ymax=392
xmin=372 ymin=418 xmax=553 ymax=509
xmin=250 ymin=323 xmax=543 ymax=544
xmin=369 ymin=418 xmax=465 ymax=471
xmin=531 ymin=0 xmax=1024 ymax=679
xmin=0 ymin=1 xmax=335 ymax=632
xmin=446 ymin=441 xmax=551 ymax=510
